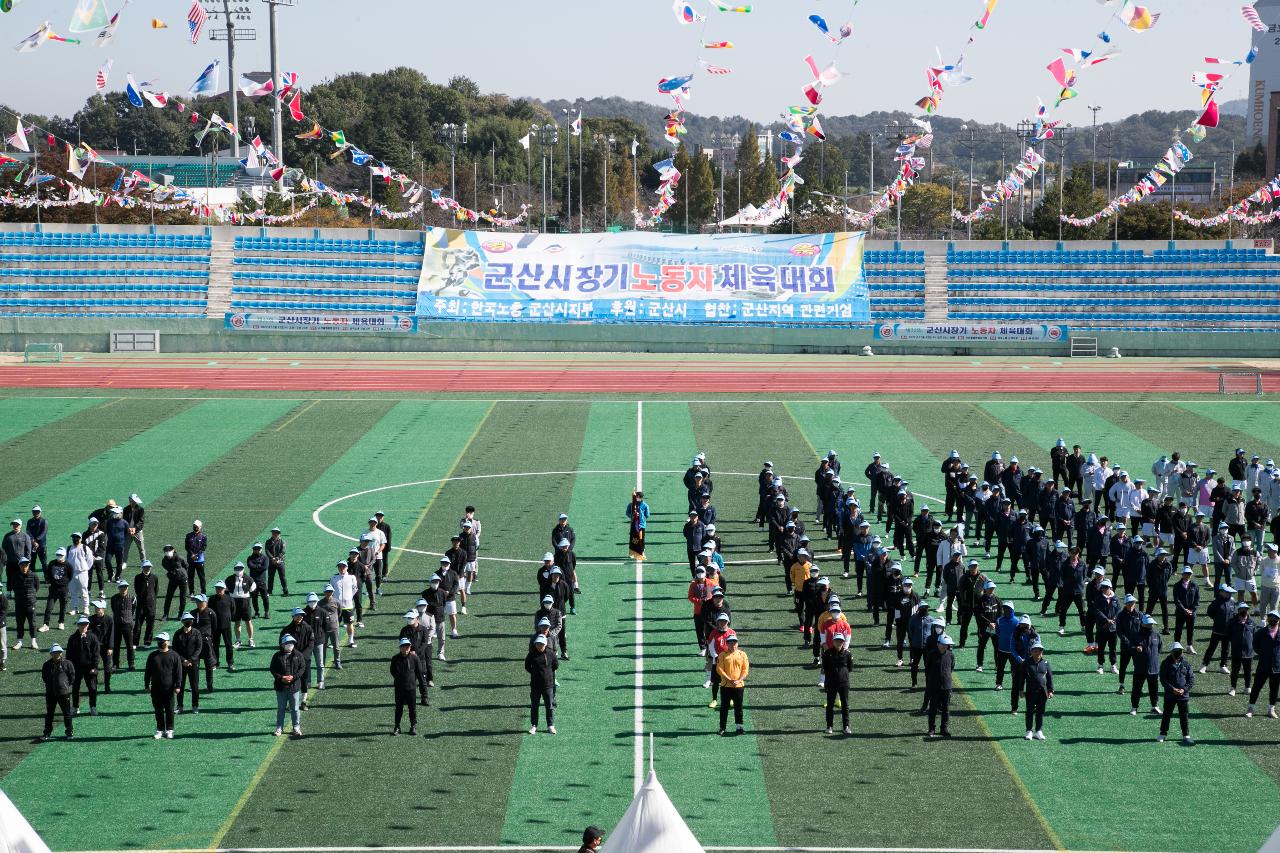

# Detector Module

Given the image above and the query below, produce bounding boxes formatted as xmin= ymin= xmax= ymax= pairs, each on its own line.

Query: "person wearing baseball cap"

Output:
xmin=421 ymin=575 xmax=448 ymax=663
xmin=552 ymin=513 xmax=575 ymax=551
xmin=8 ymin=556 xmax=39 ymax=651
xmin=628 ymin=490 xmax=650 ymax=560
xmin=123 ymin=494 xmax=145 ymax=569
xmin=270 ymin=635 xmax=306 ymax=739
xmin=132 ymin=558 xmax=159 ymax=647
xmin=1227 ymin=601 xmax=1257 ymax=699
xmin=1172 ymin=567 xmax=1201 ymax=654
xmin=821 ymin=632 xmax=853 ymax=735
xmin=526 ymin=633 xmax=558 ymax=735
xmin=184 ymin=520 xmax=207 ymax=595
xmin=3 ymin=518 xmax=34 ymax=596
xmin=316 ymin=585 xmax=341 ymax=678
xmin=390 ymin=635 xmax=426 ymax=736
xmin=306 ymin=591 xmax=335 ymax=690
xmin=66 ymin=615 xmax=101 ymax=717
xmin=924 ymin=633 xmax=956 ymax=738
xmin=1247 ymin=609 xmax=1280 ymax=718
xmin=1261 ymin=543 xmax=1280 ymax=619
xmin=40 ymin=641 xmax=77 ymax=740
xmin=190 ymin=593 xmax=217 ymax=692
xmin=1021 ymin=640 xmax=1053 ymax=741
xmin=1131 ymin=614 xmax=1163 ymax=716
xmin=281 ymin=607 xmax=315 ymax=706
xmin=457 ymin=513 xmax=479 ymax=613
xmin=38 ymin=542 xmax=71 ymax=634
xmin=329 ymin=560 xmax=359 ymax=651
xmin=144 ymin=633 xmax=181 ymax=739
xmin=265 ymin=528 xmax=288 ymax=598
xmin=577 ymin=826 xmax=605 ymax=853
xmin=553 ymin=536 xmax=579 ymax=612
xmin=173 ymin=613 xmax=204 ymax=715
xmin=160 ymin=545 xmax=190 ymax=623
xmin=715 ymin=632 xmax=749 ymax=736
xmin=1158 ymin=641 xmax=1195 ymax=744
xmin=109 ymin=577 xmax=138 ymax=672
xmin=97 ymin=502 xmax=127 ymax=585
xmin=210 ymin=580 xmax=237 ymax=673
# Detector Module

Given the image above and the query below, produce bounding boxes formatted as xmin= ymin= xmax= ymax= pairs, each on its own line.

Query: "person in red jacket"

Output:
xmin=703 ymin=613 xmax=732 ymax=709
xmin=818 ymin=600 xmax=852 ymax=689
xmin=687 ymin=567 xmax=714 ymax=653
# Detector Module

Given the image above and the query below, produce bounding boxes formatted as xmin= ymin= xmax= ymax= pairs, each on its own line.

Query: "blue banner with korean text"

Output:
xmin=415 ymin=229 xmax=869 ymax=324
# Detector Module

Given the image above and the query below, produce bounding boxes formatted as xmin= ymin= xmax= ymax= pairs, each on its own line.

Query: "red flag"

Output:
xmin=1196 ymin=99 xmax=1220 ymax=128
xmin=287 ymin=90 xmax=304 ymax=122
xmin=46 ymin=133 xmax=56 ymax=147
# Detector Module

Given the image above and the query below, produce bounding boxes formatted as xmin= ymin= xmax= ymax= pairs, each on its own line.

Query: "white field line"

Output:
xmin=633 ymin=400 xmax=646 ymax=794
xmin=57 ymin=846 xmax=1167 ymax=853
xmin=14 ymin=395 xmax=1275 ymax=403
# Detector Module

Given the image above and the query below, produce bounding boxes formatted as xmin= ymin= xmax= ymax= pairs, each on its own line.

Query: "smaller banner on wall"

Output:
xmin=225 ymin=313 xmax=418 ymax=333
xmin=874 ymin=322 xmax=1068 ymax=342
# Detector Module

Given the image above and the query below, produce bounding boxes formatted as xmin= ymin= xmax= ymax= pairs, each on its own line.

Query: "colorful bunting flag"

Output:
xmin=96 ymin=1 xmax=127 ymax=47
xmin=6 ymin=118 xmax=29 ymax=152
xmin=187 ymin=60 xmax=219 ymax=96
xmin=1242 ymin=5 xmax=1266 ymax=31
xmin=68 ymin=0 xmax=109 ymax=33
xmin=96 ymin=58 xmax=113 ymax=91
xmin=187 ymin=0 xmax=208 ymax=44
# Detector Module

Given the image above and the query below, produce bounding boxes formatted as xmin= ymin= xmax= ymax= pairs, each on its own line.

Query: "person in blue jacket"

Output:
xmin=626 ymin=491 xmax=649 ymax=560
xmin=1228 ymin=602 xmax=1256 ymax=698
xmin=1246 ymin=609 xmax=1280 ymax=718
xmin=1116 ymin=594 xmax=1143 ymax=692
xmin=1123 ymin=536 xmax=1150 ymax=612
xmin=1094 ymin=580 xmax=1121 ymax=675
xmin=1171 ymin=567 xmax=1201 ymax=653
xmin=1157 ymin=641 xmax=1195 ymax=744
xmin=994 ymin=602 xmax=1019 ymax=690
xmin=1130 ymin=614 xmax=1163 ymax=716
xmin=1199 ymin=584 xmax=1236 ymax=674
xmin=1010 ymin=615 xmax=1040 ymax=714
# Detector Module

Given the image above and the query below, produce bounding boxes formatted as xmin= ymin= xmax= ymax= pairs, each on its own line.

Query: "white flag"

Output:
xmin=96 ymin=0 xmax=129 ymax=47
xmin=518 ymin=133 xmax=531 ymax=151
xmin=96 ymin=58 xmax=114 ymax=91
xmin=7 ymin=117 xmax=30 ymax=152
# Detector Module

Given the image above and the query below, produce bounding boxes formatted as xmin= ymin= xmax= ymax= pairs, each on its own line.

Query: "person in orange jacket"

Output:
xmin=789 ymin=549 xmax=813 ymax=628
xmin=715 ymin=632 xmax=749 ymax=735
xmin=687 ymin=567 xmax=715 ymax=653
xmin=703 ymin=613 xmax=732 ymax=708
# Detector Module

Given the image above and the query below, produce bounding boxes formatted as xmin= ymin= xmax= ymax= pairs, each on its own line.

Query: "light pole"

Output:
xmin=438 ymin=122 xmax=468 ymax=200
xmin=1087 ymin=104 xmax=1102 ymax=190
xmin=594 ymin=133 xmax=614 ymax=229
xmin=205 ymin=1 xmax=256 ymax=159
xmin=1228 ymin=137 xmax=1237 ymax=240
xmin=712 ymin=131 xmax=740 ymax=230
xmin=561 ymin=108 xmax=573 ymax=231
xmin=881 ymin=122 xmax=905 ymax=241
xmin=959 ymin=124 xmax=980 ymax=240
xmin=1016 ymin=120 xmax=1036 ymax=231
xmin=1051 ymin=126 xmax=1072 ymax=241
xmin=261 ymin=0 xmax=293 ymax=189
xmin=532 ymin=122 xmax=558 ymax=232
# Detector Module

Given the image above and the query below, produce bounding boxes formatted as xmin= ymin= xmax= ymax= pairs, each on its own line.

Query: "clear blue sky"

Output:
xmin=0 ymin=0 xmax=1252 ymax=127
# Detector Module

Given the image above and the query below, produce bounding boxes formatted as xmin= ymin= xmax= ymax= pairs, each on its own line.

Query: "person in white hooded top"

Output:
xmin=65 ymin=534 xmax=94 ymax=617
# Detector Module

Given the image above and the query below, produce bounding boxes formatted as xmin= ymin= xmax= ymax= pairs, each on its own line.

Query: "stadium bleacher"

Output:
xmin=0 ymin=230 xmax=211 ymax=318
xmin=864 ymin=248 xmax=926 ymax=320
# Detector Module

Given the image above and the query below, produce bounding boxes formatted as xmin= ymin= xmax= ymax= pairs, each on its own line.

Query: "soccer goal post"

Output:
xmin=23 ymin=342 xmax=63 ymax=363
xmin=1218 ymin=371 xmax=1263 ymax=396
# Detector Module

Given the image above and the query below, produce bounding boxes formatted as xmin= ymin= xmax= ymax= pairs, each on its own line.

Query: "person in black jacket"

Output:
xmin=399 ymin=611 xmax=432 ymax=707
xmin=27 ymin=506 xmax=48 ymax=575
xmin=1116 ymin=594 xmax=1143 ymax=692
xmin=280 ymin=608 xmax=315 ymax=704
xmin=161 ymin=546 xmax=190 ymax=622
xmin=11 ymin=558 xmax=39 ymax=649
xmin=1247 ymin=610 xmax=1280 ymax=718
xmin=390 ymin=637 xmax=426 ymax=735
xmin=66 ymin=616 xmax=101 ymax=716
xmin=1094 ymin=582 xmax=1121 ymax=674
xmin=109 ymin=579 xmax=137 ymax=670
xmin=247 ymin=544 xmax=271 ymax=619
xmin=87 ymin=600 xmax=114 ymax=692
xmin=1228 ymin=603 xmax=1256 ymax=697
xmin=1158 ymin=642 xmax=1195 ymax=743
xmin=1171 ymin=567 xmax=1201 ymax=652
xmin=924 ymin=633 xmax=955 ymax=738
xmin=1021 ymin=641 xmax=1053 ymax=740
xmin=1130 ymin=614 xmax=1163 ymax=715
xmin=1199 ymin=584 xmax=1235 ymax=674
xmin=144 ymin=633 xmax=182 ymax=738
xmin=173 ymin=614 xmax=203 ymax=714
xmin=270 ymin=635 xmax=306 ymax=738
xmin=184 ymin=521 xmax=208 ymax=595
xmin=190 ymin=594 xmax=218 ymax=692
xmin=210 ymin=581 xmax=236 ymax=672
xmin=40 ymin=547 xmax=69 ymax=632
xmin=40 ymin=643 xmax=76 ymax=740
xmin=526 ymin=634 xmax=558 ymax=734
xmin=0 ymin=586 xmax=8 ymax=671
xmin=133 ymin=561 xmax=159 ymax=646
xmin=821 ymin=632 xmax=853 ymax=734
xmin=265 ymin=528 xmax=288 ymax=596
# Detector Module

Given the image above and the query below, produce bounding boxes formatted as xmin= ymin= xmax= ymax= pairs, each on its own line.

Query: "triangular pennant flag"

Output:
xmin=7 ymin=117 xmax=30 ymax=152
xmin=68 ymin=0 xmax=109 ymax=33
xmin=96 ymin=0 xmax=128 ymax=47
xmin=286 ymin=90 xmax=304 ymax=122
xmin=188 ymin=60 xmax=220 ymax=96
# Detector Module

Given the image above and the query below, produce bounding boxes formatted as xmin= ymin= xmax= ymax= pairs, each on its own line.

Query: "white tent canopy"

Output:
xmin=717 ymin=202 xmax=788 ymax=228
xmin=0 ymin=787 xmax=52 ymax=853
xmin=599 ymin=770 xmax=705 ymax=853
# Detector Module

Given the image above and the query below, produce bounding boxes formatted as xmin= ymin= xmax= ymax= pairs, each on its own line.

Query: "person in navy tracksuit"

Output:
xmin=1158 ymin=642 xmax=1195 ymax=743
xmin=1130 ymin=614 xmax=1162 ymax=715
xmin=1094 ymin=581 xmax=1121 ymax=674
xmin=1247 ymin=610 xmax=1280 ymax=718
xmin=1171 ymin=567 xmax=1201 ymax=650
xmin=1116 ymin=594 xmax=1142 ymax=692
xmin=1228 ymin=603 xmax=1256 ymax=697
xmin=1200 ymin=584 xmax=1236 ymax=673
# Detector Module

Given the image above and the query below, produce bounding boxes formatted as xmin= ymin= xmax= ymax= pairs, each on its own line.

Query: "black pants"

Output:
xmin=179 ymin=663 xmax=199 ymax=710
xmin=163 ymin=578 xmax=188 ymax=618
xmin=530 ymin=685 xmax=555 ymax=727
xmin=1039 ymin=586 xmax=1057 ymax=616
xmin=1201 ymin=633 xmax=1230 ymax=669
xmin=910 ymin=648 xmax=925 ymax=687
xmin=803 ymin=607 xmax=819 ymax=645
xmin=1011 ymin=667 xmax=1026 ymax=712
xmin=1231 ymin=655 xmax=1254 ymax=691
xmin=995 ymin=541 xmax=1010 ymax=572
xmin=1057 ymin=593 xmax=1085 ymax=629
xmin=894 ymin=619 xmax=908 ymax=657
xmin=1214 ymin=561 xmax=1231 ymax=589
xmin=151 ymin=689 xmax=175 ymax=731
xmin=217 ymin=624 xmax=235 ymax=668
xmin=957 ymin=609 xmax=974 ymax=647
xmin=91 ymin=559 xmax=106 ymax=593
xmin=251 ymin=585 xmax=270 ymax=619
xmin=1249 ymin=671 xmax=1280 ymax=706
xmin=825 ymin=682 xmax=849 ymax=729
xmin=105 ymin=545 xmax=126 ymax=582
xmin=190 ymin=563 xmax=206 ymax=595
xmin=1118 ymin=647 xmax=1134 ymax=686
xmin=1148 ymin=595 xmax=1169 ymax=630
xmin=1096 ymin=631 xmax=1117 ymax=666
xmin=719 ymin=685 xmax=744 ymax=730
xmin=1174 ymin=612 xmax=1195 ymax=646
xmin=43 ymin=694 xmax=72 ymax=737
xmin=927 ymin=687 xmax=951 ymax=733
xmin=556 ymin=626 xmax=568 ymax=658
xmin=137 ymin=605 xmax=155 ymax=646
xmin=1131 ymin=671 xmax=1159 ymax=710
xmin=415 ymin=650 xmax=432 ymax=702
xmin=14 ymin=602 xmax=36 ymax=640
xmin=894 ymin=527 xmax=915 ymax=559
xmin=43 ymin=587 xmax=67 ymax=626
xmin=268 ymin=562 xmax=288 ymax=595
xmin=113 ymin=623 xmax=135 ymax=669
xmin=694 ymin=614 xmax=707 ymax=649
xmin=995 ymin=649 xmax=1012 ymax=686
xmin=976 ymin=630 xmax=993 ymax=667
xmin=73 ymin=666 xmax=97 ymax=709
xmin=1160 ymin=696 xmax=1189 ymax=737
xmin=1025 ymin=693 xmax=1046 ymax=732
xmin=1084 ymin=609 xmax=1096 ymax=645
xmin=394 ymin=687 xmax=417 ymax=729
xmin=199 ymin=641 xmax=216 ymax=691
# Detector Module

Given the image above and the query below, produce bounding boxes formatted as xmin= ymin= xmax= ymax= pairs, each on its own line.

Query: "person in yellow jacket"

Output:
xmin=790 ymin=549 xmax=813 ymax=628
xmin=715 ymin=632 xmax=749 ymax=735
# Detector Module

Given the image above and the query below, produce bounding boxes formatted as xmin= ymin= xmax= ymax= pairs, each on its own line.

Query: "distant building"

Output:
xmin=1114 ymin=165 xmax=1218 ymax=205
xmin=755 ymin=132 xmax=773 ymax=164
xmin=1248 ymin=0 xmax=1280 ymax=147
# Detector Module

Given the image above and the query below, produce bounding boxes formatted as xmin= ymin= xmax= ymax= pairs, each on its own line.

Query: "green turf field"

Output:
xmin=0 ymin=392 xmax=1278 ymax=853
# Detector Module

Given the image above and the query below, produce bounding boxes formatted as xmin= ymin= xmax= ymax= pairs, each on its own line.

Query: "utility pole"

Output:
xmin=959 ymin=124 xmax=980 ymax=240
xmin=712 ymin=132 xmax=740 ymax=230
xmin=532 ymin=122 xmax=558 ymax=232
xmin=881 ymin=122 xmax=904 ymax=241
xmin=438 ymin=122 xmax=467 ymax=200
xmin=206 ymin=1 xmax=256 ymax=159
xmin=1016 ymin=120 xmax=1036 ymax=232
xmin=1228 ymin=137 xmax=1237 ymax=240
xmin=1087 ymin=105 xmax=1103 ymax=191
xmin=262 ymin=0 xmax=293 ymax=189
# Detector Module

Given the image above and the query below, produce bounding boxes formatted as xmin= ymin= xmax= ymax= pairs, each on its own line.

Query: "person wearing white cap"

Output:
xmin=0 ymin=580 xmax=7 ymax=671
xmin=1247 ymin=610 xmax=1280 ymax=718
xmin=160 ymin=545 xmax=190 ymax=622
xmin=265 ymin=527 xmax=288 ymax=597
xmin=27 ymin=505 xmax=47 ymax=577
xmin=716 ymin=632 xmax=749 ymax=736
xmin=1021 ymin=640 xmax=1053 ymax=741
xmin=924 ymin=633 xmax=955 ymax=738
xmin=40 ymin=642 xmax=76 ymax=740
xmin=66 ymin=533 xmax=93 ymax=618
xmin=280 ymin=607 xmax=315 ymax=704
xmin=81 ymin=517 xmax=107 ymax=600
xmin=398 ymin=610 xmax=431 ymax=708
xmin=390 ymin=636 xmax=426 ymax=735
xmin=247 ymin=543 xmax=271 ymax=620
xmin=109 ymin=578 xmax=138 ymax=671
xmin=1259 ymin=543 xmax=1280 ymax=617
xmin=1130 ymin=614 xmax=1163 ymax=716
xmin=821 ymin=632 xmax=853 ymax=735
xmin=535 ymin=593 xmax=567 ymax=660
xmin=1184 ymin=510 xmax=1211 ymax=587
xmin=184 ymin=520 xmax=208 ymax=595
xmin=1157 ymin=641 xmax=1195 ymax=744
xmin=10 ymin=558 xmax=39 ymax=650
xmin=553 ymin=537 xmax=579 ymax=610
xmin=190 ymin=593 xmax=217 ymax=692
xmin=40 ymin=544 xmax=70 ymax=633
xmin=66 ymin=615 xmax=101 ymax=716
xmin=1228 ymin=602 xmax=1256 ymax=698
xmin=102 ymin=505 xmax=130 ymax=585
xmin=144 ymin=633 xmax=181 ymax=739
xmin=210 ymin=581 xmax=237 ymax=672
xmin=1230 ymin=539 xmax=1260 ymax=612
xmin=270 ymin=635 xmax=305 ymax=738
xmin=225 ymin=563 xmax=257 ymax=650
xmin=3 ymin=518 xmax=33 ymax=594
xmin=364 ymin=517 xmax=388 ymax=596
xmin=173 ymin=613 xmax=203 ymax=715
xmin=458 ymin=518 xmax=480 ymax=613
xmin=422 ymin=572 xmax=449 ymax=661
xmin=1094 ymin=581 xmax=1120 ymax=674
xmin=329 ymin=561 xmax=359 ymax=650
xmin=312 ymin=590 xmax=339 ymax=687
xmin=551 ymin=513 xmax=575 ymax=550
xmin=123 ymin=494 xmax=146 ymax=568
xmin=1171 ymin=567 xmax=1201 ymax=653
xmin=526 ymin=633 xmax=558 ymax=735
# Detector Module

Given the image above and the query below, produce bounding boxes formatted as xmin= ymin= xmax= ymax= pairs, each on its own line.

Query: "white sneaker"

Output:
xmin=1156 ymin=734 xmax=1166 ymax=743
xmin=735 ymin=724 xmax=744 ymax=733
xmin=461 ymin=606 xmax=468 ymax=615
xmin=1228 ymin=688 xmax=1236 ymax=697
xmin=1034 ymin=730 xmax=1045 ymax=740
xmin=1198 ymin=665 xmax=1207 ymax=674
xmin=31 ymin=639 xmax=37 ymax=650
xmin=1151 ymin=706 xmax=1161 ymax=715
xmin=817 ymin=677 xmax=826 ymax=689
xmin=1058 ymin=628 xmax=1066 ymax=636
xmin=154 ymin=730 xmax=163 ymax=739
xmin=825 ymin=727 xmax=833 ymax=734
xmin=38 ymin=624 xmax=49 ymax=633
xmin=1187 ymin=645 xmax=1196 ymax=654
xmin=11 ymin=641 xmax=20 ymax=650
xmin=529 ymin=727 xmax=537 ymax=735
xmin=1246 ymin=704 xmax=1255 ymax=718
xmin=896 ymin=659 xmax=904 ymax=667
xmin=274 ymin=728 xmax=283 ymax=736
xmin=234 ymin=641 xmax=241 ymax=649
xmin=1130 ymin=708 xmax=1138 ymax=716
xmin=975 ymin=665 xmax=984 ymax=673
xmin=451 ymin=631 xmax=461 ymax=639
xmin=548 ymin=726 xmax=557 ymax=735
xmin=248 ymin=639 xmax=255 ymax=649
xmin=1270 ymin=706 xmax=1278 ymax=719
xmin=437 ymin=651 xmax=446 ymax=661
xmin=702 ymin=679 xmax=712 ymax=689
xmin=1183 ymin=736 xmax=1195 ymax=745
xmin=1220 ymin=665 xmax=1229 ymax=674
xmin=164 ymin=730 xmax=174 ymax=739
xmin=881 ymin=641 xmax=890 ymax=649
xmin=1024 ymin=730 xmax=1034 ymax=740
xmin=1097 ymin=667 xmax=1104 ymax=675
xmin=1111 ymin=664 xmax=1119 ymax=674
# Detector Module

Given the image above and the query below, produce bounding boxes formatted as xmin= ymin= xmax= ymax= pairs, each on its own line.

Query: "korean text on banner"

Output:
xmin=225 ymin=313 xmax=418 ymax=333
xmin=874 ymin=323 xmax=1068 ymax=342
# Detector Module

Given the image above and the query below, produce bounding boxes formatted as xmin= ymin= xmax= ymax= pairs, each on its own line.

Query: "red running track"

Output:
xmin=0 ymin=365 xmax=1274 ymax=394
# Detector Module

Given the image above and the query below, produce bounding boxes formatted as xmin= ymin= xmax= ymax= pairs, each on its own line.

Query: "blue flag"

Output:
xmin=187 ymin=60 xmax=220 ymax=97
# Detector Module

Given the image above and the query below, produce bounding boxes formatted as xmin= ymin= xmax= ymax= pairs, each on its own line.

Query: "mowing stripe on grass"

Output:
xmin=781 ymin=403 xmax=1058 ymax=851
xmin=221 ymin=401 xmax=586 ymax=850
xmin=637 ymin=402 xmax=778 ymax=847
xmin=1166 ymin=401 xmax=1280 ymax=466
xmin=500 ymin=402 xmax=638 ymax=842
xmin=0 ymin=396 xmax=102 ymax=445
xmin=877 ymin=402 xmax=1280 ymax=853
xmin=0 ymin=397 xmax=200 ymax=508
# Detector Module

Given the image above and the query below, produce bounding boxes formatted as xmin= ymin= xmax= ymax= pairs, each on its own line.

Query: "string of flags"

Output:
xmin=1173 ymin=174 xmax=1280 ymax=227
